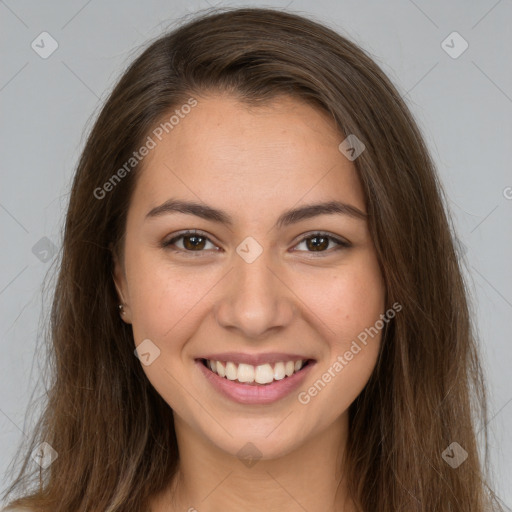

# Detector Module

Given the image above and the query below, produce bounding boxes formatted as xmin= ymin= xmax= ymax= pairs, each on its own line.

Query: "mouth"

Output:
xmin=197 ymin=357 xmax=315 ymax=386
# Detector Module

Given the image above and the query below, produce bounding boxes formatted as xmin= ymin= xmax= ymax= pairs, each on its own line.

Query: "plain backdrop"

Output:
xmin=1 ymin=0 xmax=511 ymax=507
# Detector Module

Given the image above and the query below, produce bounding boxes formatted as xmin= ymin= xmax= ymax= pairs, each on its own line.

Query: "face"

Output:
xmin=113 ymin=93 xmax=385 ymax=461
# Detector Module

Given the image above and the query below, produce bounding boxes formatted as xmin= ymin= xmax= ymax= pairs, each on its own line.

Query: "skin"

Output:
xmin=113 ymin=93 xmax=385 ymax=511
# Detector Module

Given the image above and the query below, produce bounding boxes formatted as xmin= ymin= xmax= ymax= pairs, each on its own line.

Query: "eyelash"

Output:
xmin=161 ymin=229 xmax=351 ymax=256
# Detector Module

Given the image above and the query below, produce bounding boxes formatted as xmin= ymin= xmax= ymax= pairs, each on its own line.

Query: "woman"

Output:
xmin=1 ymin=7 xmax=503 ymax=512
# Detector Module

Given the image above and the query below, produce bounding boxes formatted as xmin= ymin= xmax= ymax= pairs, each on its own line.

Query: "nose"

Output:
xmin=214 ymin=247 xmax=296 ymax=340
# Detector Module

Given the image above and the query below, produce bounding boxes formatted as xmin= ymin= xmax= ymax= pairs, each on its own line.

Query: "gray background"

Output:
xmin=1 ymin=0 xmax=511 ymax=507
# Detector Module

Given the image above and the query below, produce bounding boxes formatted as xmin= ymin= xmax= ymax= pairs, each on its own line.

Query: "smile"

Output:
xmin=196 ymin=355 xmax=316 ymax=405
xmin=201 ymin=358 xmax=310 ymax=385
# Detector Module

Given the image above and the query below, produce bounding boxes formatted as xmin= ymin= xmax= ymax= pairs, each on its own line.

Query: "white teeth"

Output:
xmin=237 ymin=363 xmax=255 ymax=383
xmin=255 ymin=364 xmax=274 ymax=384
xmin=274 ymin=362 xmax=285 ymax=380
xmin=225 ymin=361 xmax=238 ymax=380
xmin=285 ymin=361 xmax=295 ymax=377
xmin=216 ymin=361 xmax=226 ymax=377
xmin=205 ymin=359 xmax=307 ymax=384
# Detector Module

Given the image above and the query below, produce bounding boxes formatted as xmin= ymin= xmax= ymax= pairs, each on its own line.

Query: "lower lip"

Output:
xmin=196 ymin=359 xmax=315 ymax=405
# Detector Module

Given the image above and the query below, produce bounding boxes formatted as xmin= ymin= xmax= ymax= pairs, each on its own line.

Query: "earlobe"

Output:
xmin=111 ymin=245 xmax=132 ymax=324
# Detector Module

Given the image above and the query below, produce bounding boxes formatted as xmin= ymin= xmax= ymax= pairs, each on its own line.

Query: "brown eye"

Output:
xmin=162 ymin=230 xmax=349 ymax=256
xmin=305 ymin=235 xmax=329 ymax=251
xmin=162 ymin=230 xmax=217 ymax=253
xmin=182 ymin=234 xmax=207 ymax=250
xmin=294 ymin=232 xmax=350 ymax=253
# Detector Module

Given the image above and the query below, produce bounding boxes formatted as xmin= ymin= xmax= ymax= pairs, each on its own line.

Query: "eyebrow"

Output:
xmin=145 ymin=199 xmax=367 ymax=229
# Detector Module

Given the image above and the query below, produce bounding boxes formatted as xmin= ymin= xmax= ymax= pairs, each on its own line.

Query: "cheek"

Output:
xmin=125 ymin=250 xmax=206 ymax=341
xmin=125 ymin=257 xmax=204 ymax=411
xmin=296 ymin=269 xmax=384 ymax=417
xmin=293 ymin=255 xmax=385 ymax=342
xmin=336 ymin=275 xmax=385 ymax=344
xmin=325 ymin=261 xmax=384 ymax=402
xmin=293 ymin=253 xmax=384 ymax=389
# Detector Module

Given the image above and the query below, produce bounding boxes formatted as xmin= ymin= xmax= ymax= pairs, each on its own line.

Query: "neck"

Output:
xmin=151 ymin=412 xmax=355 ymax=512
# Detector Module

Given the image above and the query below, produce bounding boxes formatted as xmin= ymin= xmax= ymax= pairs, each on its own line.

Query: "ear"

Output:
xmin=110 ymin=243 xmax=132 ymax=324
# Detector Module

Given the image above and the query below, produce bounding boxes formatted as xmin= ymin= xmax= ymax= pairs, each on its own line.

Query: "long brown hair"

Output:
xmin=2 ymin=7 xmax=503 ymax=511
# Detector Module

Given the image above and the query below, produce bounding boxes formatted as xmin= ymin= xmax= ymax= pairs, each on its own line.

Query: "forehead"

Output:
xmin=129 ymin=94 xmax=365 ymax=221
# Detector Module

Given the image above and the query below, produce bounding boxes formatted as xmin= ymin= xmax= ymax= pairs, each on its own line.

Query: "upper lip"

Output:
xmin=197 ymin=352 xmax=314 ymax=366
